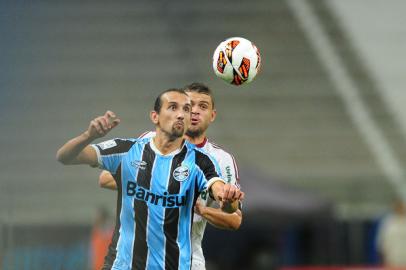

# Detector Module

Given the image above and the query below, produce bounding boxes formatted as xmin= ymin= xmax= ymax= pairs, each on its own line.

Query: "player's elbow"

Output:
xmin=99 ymin=171 xmax=117 ymax=190
xmin=228 ymin=211 xmax=243 ymax=230
xmin=230 ymin=218 xmax=242 ymax=230
xmin=98 ymin=177 xmax=111 ymax=189
xmin=98 ymin=171 xmax=109 ymax=188
xmin=56 ymin=149 xmax=70 ymax=165
xmin=98 ymin=177 xmax=106 ymax=188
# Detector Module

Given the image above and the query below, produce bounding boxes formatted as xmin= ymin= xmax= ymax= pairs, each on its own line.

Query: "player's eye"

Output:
xmin=169 ymin=104 xmax=177 ymax=110
xmin=184 ymin=106 xmax=191 ymax=113
xmin=199 ymin=104 xmax=208 ymax=110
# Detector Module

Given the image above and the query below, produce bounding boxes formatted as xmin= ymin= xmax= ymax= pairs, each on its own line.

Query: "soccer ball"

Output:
xmin=212 ymin=37 xmax=261 ymax=86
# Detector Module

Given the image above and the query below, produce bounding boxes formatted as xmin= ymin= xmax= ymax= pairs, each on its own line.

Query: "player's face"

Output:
xmin=185 ymin=91 xmax=216 ymax=138
xmin=153 ymin=92 xmax=192 ymax=139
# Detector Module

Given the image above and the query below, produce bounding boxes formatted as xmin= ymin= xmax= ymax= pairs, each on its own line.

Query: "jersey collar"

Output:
xmin=149 ymin=137 xmax=185 ymax=156
xmin=195 ymin=137 xmax=208 ymax=148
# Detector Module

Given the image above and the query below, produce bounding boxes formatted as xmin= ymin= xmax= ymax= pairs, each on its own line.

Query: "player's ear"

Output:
xmin=150 ymin=110 xmax=159 ymax=125
xmin=210 ymin=109 xmax=217 ymax=123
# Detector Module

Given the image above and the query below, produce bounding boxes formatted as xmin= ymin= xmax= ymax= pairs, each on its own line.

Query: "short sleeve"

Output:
xmin=195 ymin=150 xmax=224 ymax=192
xmin=91 ymin=138 xmax=135 ymax=173
xmin=218 ymin=151 xmax=240 ymax=188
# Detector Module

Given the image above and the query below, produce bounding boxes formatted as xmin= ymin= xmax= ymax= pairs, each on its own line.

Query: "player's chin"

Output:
xmin=171 ymin=127 xmax=185 ymax=138
xmin=185 ymin=127 xmax=203 ymax=138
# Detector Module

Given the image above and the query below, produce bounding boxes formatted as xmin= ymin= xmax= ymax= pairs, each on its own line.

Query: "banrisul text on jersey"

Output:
xmin=127 ymin=181 xmax=189 ymax=207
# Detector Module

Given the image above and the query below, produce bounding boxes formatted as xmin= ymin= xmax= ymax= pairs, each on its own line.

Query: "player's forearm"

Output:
xmin=200 ymin=207 xmax=242 ymax=230
xmin=56 ymin=131 xmax=96 ymax=165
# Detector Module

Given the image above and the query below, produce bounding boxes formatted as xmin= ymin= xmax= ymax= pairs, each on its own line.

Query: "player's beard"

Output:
xmin=167 ymin=123 xmax=185 ymax=141
xmin=185 ymin=126 xmax=204 ymax=139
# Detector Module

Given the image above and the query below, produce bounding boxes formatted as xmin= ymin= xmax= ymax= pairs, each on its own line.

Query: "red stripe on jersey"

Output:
xmin=208 ymin=139 xmax=240 ymax=185
xmin=195 ymin=137 xmax=208 ymax=148
xmin=231 ymin=154 xmax=240 ymax=184
xmin=137 ymin=131 xmax=151 ymax=139
xmin=210 ymin=142 xmax=222 ymax=149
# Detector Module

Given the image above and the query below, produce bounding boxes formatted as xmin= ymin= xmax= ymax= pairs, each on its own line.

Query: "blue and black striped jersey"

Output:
xmin=92 ymin=137 xmax=222 ymax=270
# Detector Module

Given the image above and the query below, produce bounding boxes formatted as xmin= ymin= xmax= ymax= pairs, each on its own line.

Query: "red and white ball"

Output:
xmin=212 ymin=37 xmax=261 ymax=86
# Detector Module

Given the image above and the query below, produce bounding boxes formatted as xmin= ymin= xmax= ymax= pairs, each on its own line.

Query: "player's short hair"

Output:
xmin=183 ymin=82 xmax=215 ymax=109
xmin=154 ymin=88 xmax=188 ymax=113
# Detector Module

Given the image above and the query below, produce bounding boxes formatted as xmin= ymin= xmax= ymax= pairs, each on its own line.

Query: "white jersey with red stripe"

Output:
xmin=138 ymin=131 xmax=239 ymax=269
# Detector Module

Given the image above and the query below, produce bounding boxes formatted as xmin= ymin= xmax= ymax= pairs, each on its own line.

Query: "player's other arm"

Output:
xmin=195 ymin=200 xmax=242 ymax=230
xmin=99 ymin=170 xmax=118 ymax=190
xmin=56 ymin=111 xmax=120 ymax=166
xmin=196 ymin=151 xmax=242 ymax=213
xmin=201 ymin=151 xmax=244 ymax=230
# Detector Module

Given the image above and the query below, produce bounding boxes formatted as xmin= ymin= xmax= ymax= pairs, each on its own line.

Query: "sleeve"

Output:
xmin=218 ymin=151 xmax=242 ymax=210
xmin=218 ymin=151 xmax=240 ymax=187
xmin=195 ymin=150 xmax=225 ymax=193
xmin=91 ymin=138 xmax=135 ymax=174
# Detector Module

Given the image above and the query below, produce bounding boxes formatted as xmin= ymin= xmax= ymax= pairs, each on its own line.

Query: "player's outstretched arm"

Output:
xmin=56 ymin=110 xmax=120 ymax=166
xmin=195 ymin=200 xmax=242 ymax=230
xmin=99 ymin=170 xmax=118 ymax=190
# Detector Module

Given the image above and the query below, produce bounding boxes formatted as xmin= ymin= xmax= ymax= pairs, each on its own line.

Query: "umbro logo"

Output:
xmin=131 ymin=160 xmax=147 ymax=170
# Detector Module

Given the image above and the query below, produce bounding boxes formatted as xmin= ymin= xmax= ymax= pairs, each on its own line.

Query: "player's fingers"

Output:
xmin=222 ymin=184 xmax=231 ymax=201
xmin=95 ymin=118 xmax=107 ymax=131
xmin=238 ymin=191 xmax=245 ymax=201
xmin=99 ymin=117 xmax=109 ymax=131
xmin=228 ymin=186 xmax=237 ymax=201
xmin=227 ymin=184 xmax=238 ymax=200
xmin=95 ymin=118 xmax=109 ymax=135
xmin=93 ymin=123 xmax=103 ymax=135
xmin=110 ymin=118 xmax=121 ymax=128
xmin=105 ymin=111 xmax=117 ymax=124
xmin=90 ymin=120 xmax=102 ymax=134
xmin=216 ymin=189 xmax=224 ymax=203
xmin=105 ymin=110 xmax=116 ymax=118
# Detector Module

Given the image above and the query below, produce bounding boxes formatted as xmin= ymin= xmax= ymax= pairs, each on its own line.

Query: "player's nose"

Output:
xmin=176 ymin=111 xmax=185 ymax=120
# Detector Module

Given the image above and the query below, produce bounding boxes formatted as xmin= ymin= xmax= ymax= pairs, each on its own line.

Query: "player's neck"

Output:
xmin=184 ymin=133 xmax=207 ymax=146
xmin=153 ymin=131 xmax=184 ymax=155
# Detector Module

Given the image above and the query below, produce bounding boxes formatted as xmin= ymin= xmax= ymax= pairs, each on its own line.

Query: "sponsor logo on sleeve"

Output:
xmin=225 ymin=165 xmax=233 ymax=183
xmin=99 ymin=139 xmax=117 ymax=150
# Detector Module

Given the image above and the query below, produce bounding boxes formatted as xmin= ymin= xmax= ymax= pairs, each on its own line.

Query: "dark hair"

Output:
xmin=153 ymin=88 xmax=188 ymax=113
xmin=182 ymin=82 xmax=215 ymax=108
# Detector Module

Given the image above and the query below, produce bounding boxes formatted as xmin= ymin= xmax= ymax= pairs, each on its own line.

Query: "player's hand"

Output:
xmin=219 ymin=183 xmax=244 ymax=202
xmin=87 ymin=111 xmax=120 ymax=139
xmin=216 ymin=183 xmax=244 ymax=213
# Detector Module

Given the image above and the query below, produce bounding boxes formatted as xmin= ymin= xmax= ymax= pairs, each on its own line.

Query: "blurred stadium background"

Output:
xmin=1 ymin=0 xmax=406 ymax=269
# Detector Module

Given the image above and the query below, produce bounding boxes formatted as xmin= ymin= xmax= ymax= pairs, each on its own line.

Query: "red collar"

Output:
xmin=195 ymin=137 xmax=208 ymax=148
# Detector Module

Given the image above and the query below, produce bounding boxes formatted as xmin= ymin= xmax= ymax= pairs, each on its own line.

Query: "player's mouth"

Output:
xmin=174 ymin=121 xmax=184 ymax=128
xmin=191 ymin=117 xmax=199 ymax=126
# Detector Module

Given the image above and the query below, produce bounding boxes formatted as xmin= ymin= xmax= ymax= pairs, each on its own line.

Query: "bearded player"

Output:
xmin=99 ymin=83 xmax=243 ymax=270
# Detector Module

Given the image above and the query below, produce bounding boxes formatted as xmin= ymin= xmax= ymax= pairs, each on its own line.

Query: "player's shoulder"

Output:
xmin=94 ymin=137 xmax=139 ymax=155
xmin=137 ymin=130 xmax=155 ymax=139
xmin=186 ymin=141 xmax=213 ymax=161
xmin=107 ymin=136 xmax=152 ymax=147
xmin=205 ymin=139 xmax=236 ymax=161
xmin=97 ymin=137 xmax=137 ymax=147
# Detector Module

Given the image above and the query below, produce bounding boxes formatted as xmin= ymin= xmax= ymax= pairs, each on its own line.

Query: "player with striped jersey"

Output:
xmin=99 ymin=83 xmax=243 ymax=270
xmin=56 ymin=88 xmax=243 ymax=270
